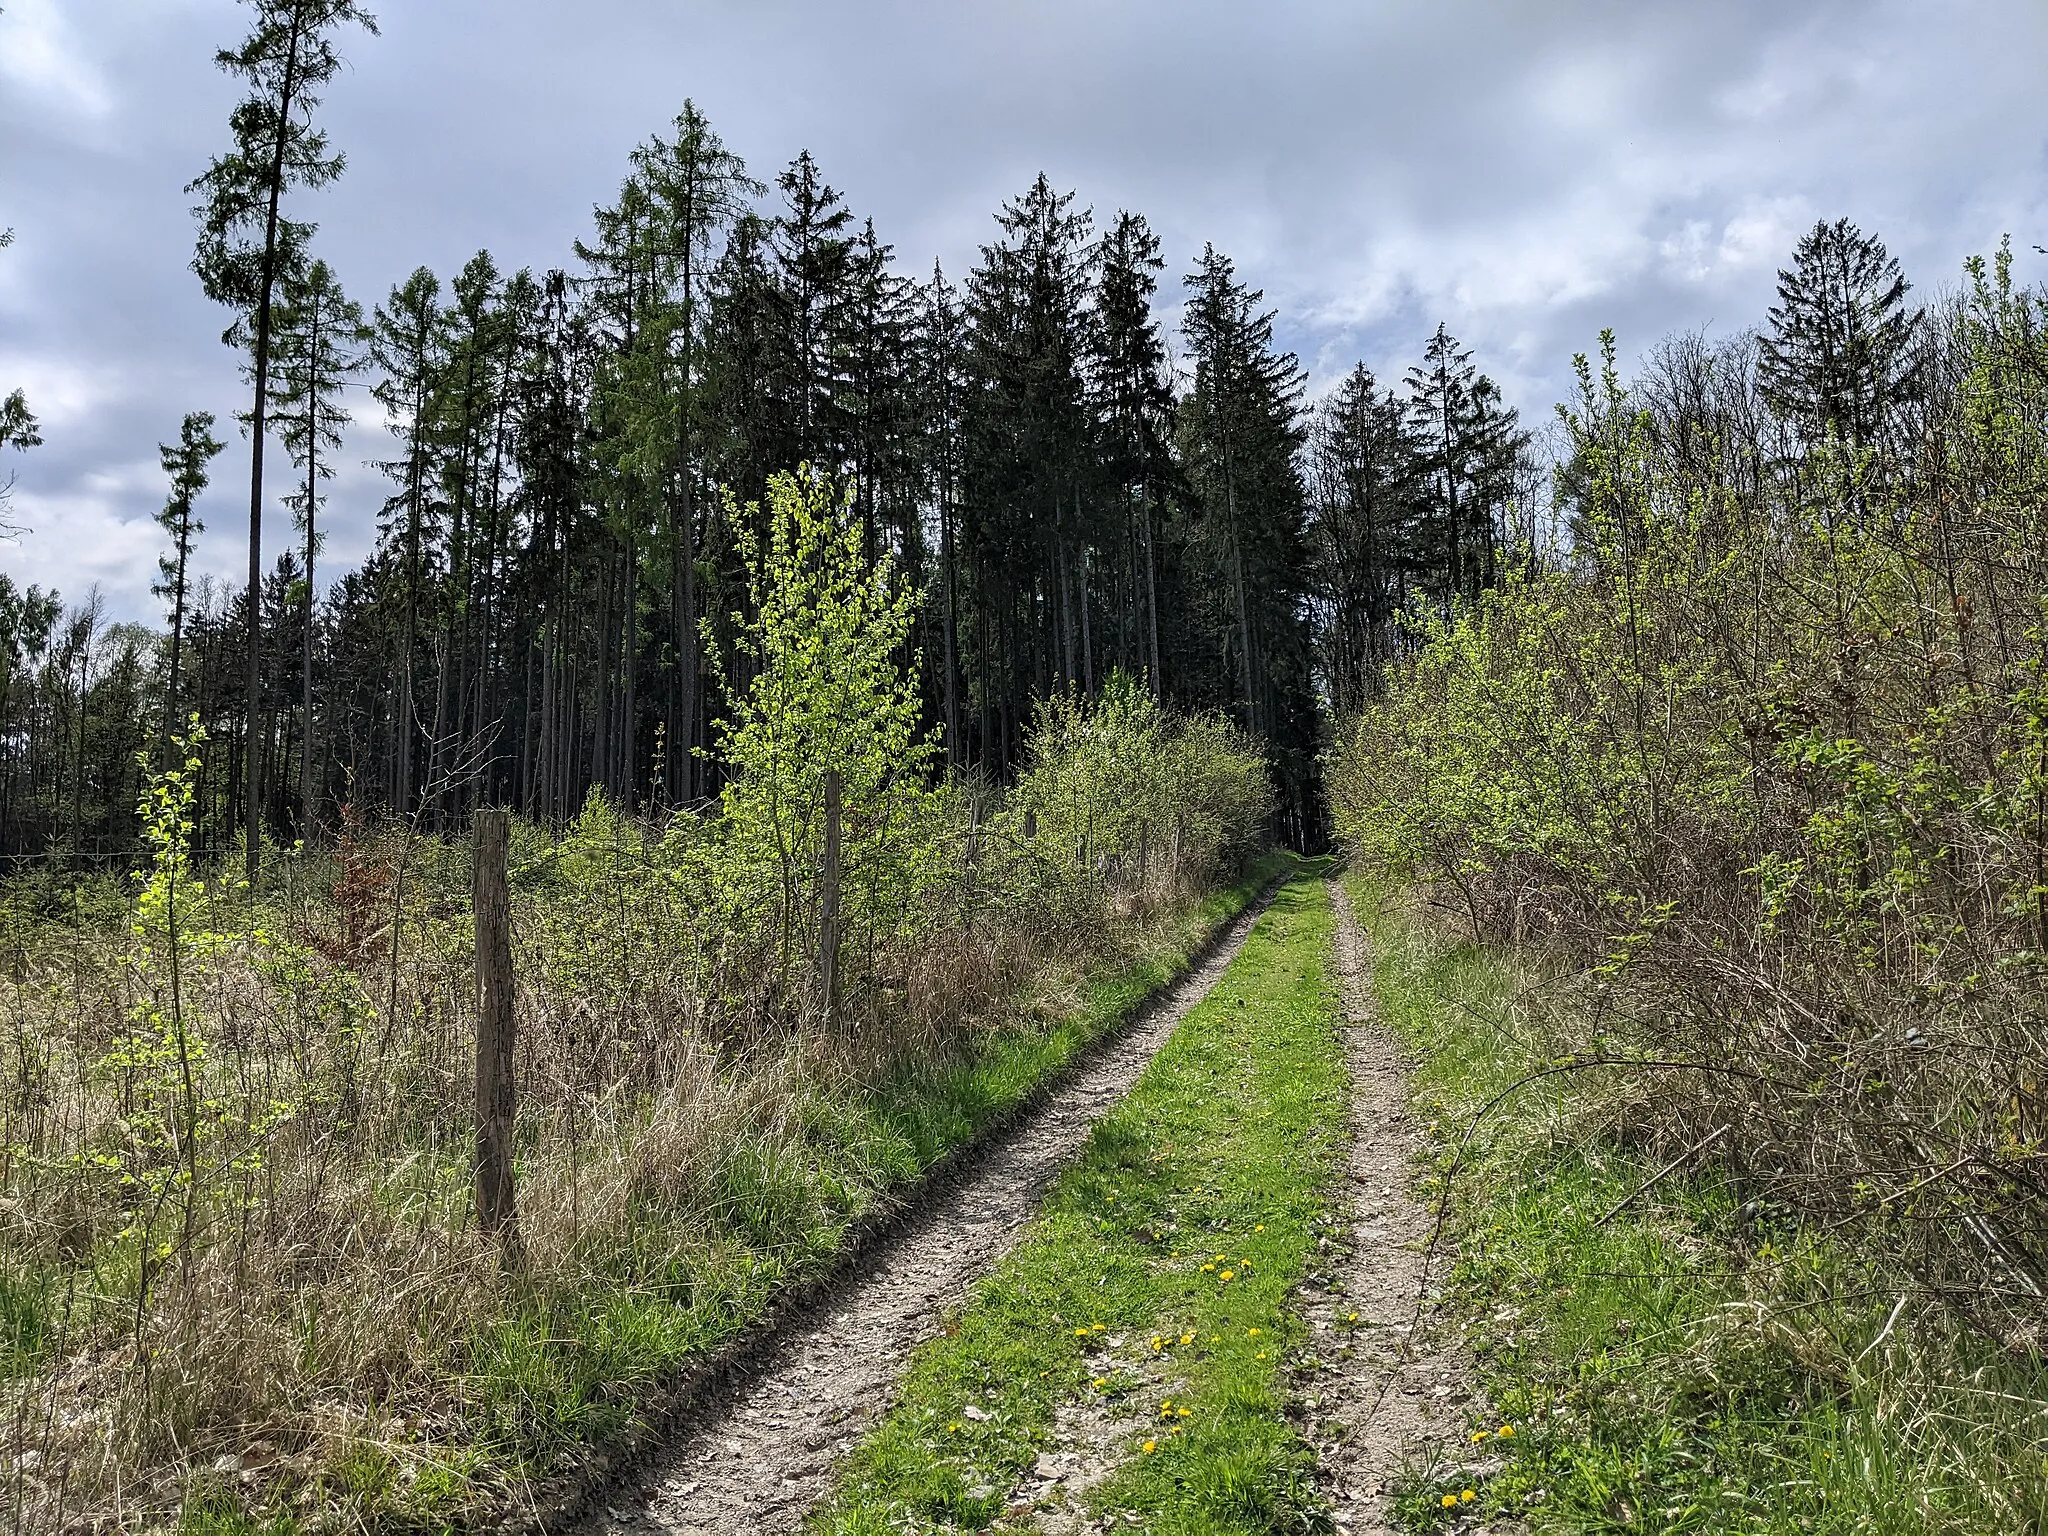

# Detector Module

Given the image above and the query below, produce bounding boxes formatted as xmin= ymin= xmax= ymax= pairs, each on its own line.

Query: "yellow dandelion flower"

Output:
xmin=1143 ymin=1439 xmax=1157 ymax=1454
xmin=1176 ymin=1406 xmax=1189 ymax=1417
xmin=1440 ymin=1493 xmax=1458 ymax=1509
xmin=1180 ymin=1333 xmax=1195 ymax=1345
xmin=1256 ymin=1350 xmax=1267 ymax=1360
xmin=1346 ymin=1312 xmax=1359 ymax=1323
xmin=1093 ymin=1377 xmax=1107 ymax=1389
xmin=1459 ymin=1488 xmax=1476 ymax=1503
xmin=1497 ymin=1424 xmax=1514 ymax=1439
xmin=1201 ymin=1263 xmax=1215 ymax=1273
xmin=1255 ymin=1223 xmax=1265 ymax=1231
xmin=1247 ymin=1327 xmax=1261 ymax=1337
xmin=1220 ymin=1270 xmax=1235 ymax=1282
xmin=1093 ymin=1323 xmax=1106 ymax=1332
xmin=947 ymin=1422 xmax=962 ymax=1434
xmin=1470 ymin=1431 xmax=1487 ymax=1443
xmin=1074 ymin=1327 xmax=1089 ymax=1337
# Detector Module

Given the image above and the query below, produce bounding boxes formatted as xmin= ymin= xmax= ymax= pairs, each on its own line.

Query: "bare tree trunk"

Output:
xmin=818 ymin=769 xmax=841 ymax=1027
xmin=473 ymin=807 xmax=518 ymax=1254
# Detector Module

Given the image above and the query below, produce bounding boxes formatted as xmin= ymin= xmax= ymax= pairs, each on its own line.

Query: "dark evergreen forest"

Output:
xmin=0 ymin=100 xmax=1534 ymax=864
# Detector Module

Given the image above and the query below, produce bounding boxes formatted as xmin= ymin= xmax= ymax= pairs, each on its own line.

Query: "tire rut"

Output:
xmin=1295 ymin=879 xmax=1509 ymax=1534
xmin=584 ymin=891 xmax=1277 ymax=1536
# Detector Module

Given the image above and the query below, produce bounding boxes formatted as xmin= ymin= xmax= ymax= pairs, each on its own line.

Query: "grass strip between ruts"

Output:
xmin=808 ymin=870 xmax=1346 ymax=1536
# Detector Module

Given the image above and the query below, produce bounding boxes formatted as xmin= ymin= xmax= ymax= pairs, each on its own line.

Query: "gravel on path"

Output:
xmin=586 ymin=892 xmax=1276 ymax=1536
xmin=1296 ymin=879 xmax=1506 ymax=1535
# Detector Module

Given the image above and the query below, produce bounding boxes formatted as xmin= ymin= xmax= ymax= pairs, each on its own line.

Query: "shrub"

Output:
xmin=1332 ymin=250 xmax=2048 ymax=1346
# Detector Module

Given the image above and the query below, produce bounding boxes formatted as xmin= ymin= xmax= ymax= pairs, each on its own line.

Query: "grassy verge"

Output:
xmin=807 ymin=868 xmax=1345 ymax=1536
xmin=172 ymin=854 xmax=1292 ymax=1535
xmin=1354 ymin=876 xmax=2048 ymax=1536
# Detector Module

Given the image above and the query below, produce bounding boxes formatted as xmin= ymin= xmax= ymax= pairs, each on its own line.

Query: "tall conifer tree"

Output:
xmin=268 ymin=257 xmax=365 ymax=828
xmin=189 ymin=0 xmax=376 ymax=880
xmin=154 ymin=412 xmax=226 ymax=745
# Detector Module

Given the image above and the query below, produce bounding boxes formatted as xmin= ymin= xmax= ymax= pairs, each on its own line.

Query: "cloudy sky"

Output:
xmin=3 ymin=0 xmax=2044 ymax=622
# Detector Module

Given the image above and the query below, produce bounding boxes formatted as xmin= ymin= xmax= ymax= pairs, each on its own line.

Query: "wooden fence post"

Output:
xmin=473 ymin=807 xmax=518 ymax=1250
xmin=818 ymin=769 xmax=842 ymax=1027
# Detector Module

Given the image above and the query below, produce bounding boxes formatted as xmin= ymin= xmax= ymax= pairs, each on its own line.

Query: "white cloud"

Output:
xmin=6 ymin=469 xmax=166 ymax=612
xmin=5 ymin=0 xmax=2047 ymax=618
xmin=0 ymin=0 xmax=112 ymax=123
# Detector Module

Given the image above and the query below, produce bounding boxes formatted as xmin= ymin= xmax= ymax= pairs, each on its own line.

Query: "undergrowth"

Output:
xmin=1356 ymin=876 xmax=2048 ymax=1535
xmin=0 ymin=474 xmax=1280 ymax=1534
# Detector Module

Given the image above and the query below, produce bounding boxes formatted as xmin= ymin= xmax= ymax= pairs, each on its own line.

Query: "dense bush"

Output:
xmin=1332 ymin=246 xmax=2048 ymax=1347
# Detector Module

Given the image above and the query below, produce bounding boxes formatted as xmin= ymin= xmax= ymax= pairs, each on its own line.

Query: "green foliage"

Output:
xmin=1011 ymin=671 xmax=1273 ymax=886
xmin=1330 ymin=252 xmax=2048 ymax=1343
xmin=1357 ymin=879 xmax=2048 ymax=1536
xmin=709 ymin=469 xmax=946 ymax=996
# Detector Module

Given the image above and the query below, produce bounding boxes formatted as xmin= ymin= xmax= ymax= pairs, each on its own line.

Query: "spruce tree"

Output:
xmin=1403 ymin=325 xmax=1525 ymax=602
xmin=1759 ymin=217 xmax=1922 ymax=448
xmin=268 ymin=258 xmax=366 ymax=829
xmin=188 ymin=0 xmax=376 ymax=880
xmin=1180 ymin=244 xmax=1307 ymax=733
xmin=368 ymin=267 xmax=448 ymax=813
xmin=584 ymin=105 xmax=757 ymax=800
xmin=154 ymin=412 xmax=226 ymax=748
xmin=1177 ymin=245 xmax=1320 ymax=841
xmin=1091 ymin=211 xmax=1174 ymax=696
xmin=918 ymin=261 xmax=967 ymax=759
xmin=1305 ymin=363 xmax=1421 ymax=712
xmin=964 ymin=175 xmax=1095 ymax=734
xmin=771 ymin=152 xmax=857 ymax=470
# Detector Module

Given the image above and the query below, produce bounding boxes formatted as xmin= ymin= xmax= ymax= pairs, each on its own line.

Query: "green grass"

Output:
xmin=297 ymin=855 xmax=1296 ymax=1533
xmin=808 ymin=869 xmax=1346 ymax=1535
xmin=1355 ymin=877 xmax=2048 ymax=1536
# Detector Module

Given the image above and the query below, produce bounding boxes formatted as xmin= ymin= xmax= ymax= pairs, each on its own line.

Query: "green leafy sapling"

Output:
xmin=708 ymin=469 xmax=941 ymax=1005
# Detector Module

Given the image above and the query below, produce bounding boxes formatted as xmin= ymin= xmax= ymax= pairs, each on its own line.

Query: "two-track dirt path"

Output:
xmin=584 ymin=893 xmax=1276 ymax=1536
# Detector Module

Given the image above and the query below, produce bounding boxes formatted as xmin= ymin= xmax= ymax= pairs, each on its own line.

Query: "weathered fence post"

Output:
xmin=819 ymin=769 xmax=842 ymax=1026
xmin=473 ymin=807 xmax=518 ymax=1250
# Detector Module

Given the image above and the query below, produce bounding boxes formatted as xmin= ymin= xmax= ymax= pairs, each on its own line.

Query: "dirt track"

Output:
xmin=582 ymin=893 xmax=1275 ymax=1536
xmin=1299 ymin=879 xmax=1502 ymax=1534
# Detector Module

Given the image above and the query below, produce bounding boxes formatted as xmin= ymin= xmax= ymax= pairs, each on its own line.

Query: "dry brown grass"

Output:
xmin=0 ymin=782 xmax=1253 ymax=1533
